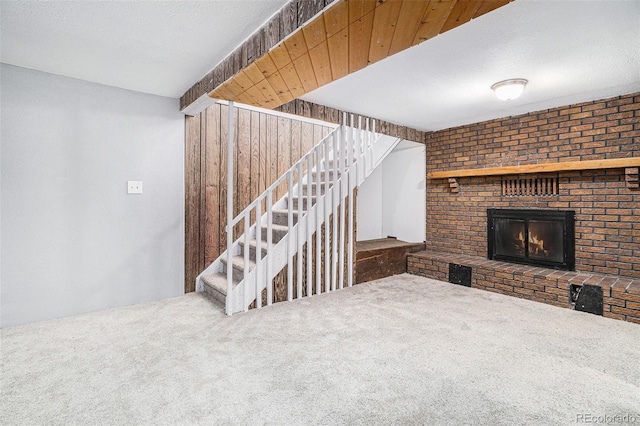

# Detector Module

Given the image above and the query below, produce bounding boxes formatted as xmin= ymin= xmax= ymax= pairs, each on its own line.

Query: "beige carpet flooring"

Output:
xmin=2 ymin=274 xmax=639 ymax=425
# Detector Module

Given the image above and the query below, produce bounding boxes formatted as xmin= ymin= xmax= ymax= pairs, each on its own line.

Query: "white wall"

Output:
xmin=1 ymin=64 xmax=185 ymax=327
xmin=357 ymin=140 xmax=425 ymax=243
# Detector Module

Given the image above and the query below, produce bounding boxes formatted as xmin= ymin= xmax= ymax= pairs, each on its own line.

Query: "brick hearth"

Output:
xmin=412 ymin=92 xmax=640 ymax=324
xmin=407 ymin=251 xmax=640 ymax=324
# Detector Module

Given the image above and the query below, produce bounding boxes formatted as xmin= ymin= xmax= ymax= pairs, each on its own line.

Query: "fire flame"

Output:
xmin=515 ymin=231 xmax=547 ymax=255
xmin=529 ymin=233 xmax=544 ymax=254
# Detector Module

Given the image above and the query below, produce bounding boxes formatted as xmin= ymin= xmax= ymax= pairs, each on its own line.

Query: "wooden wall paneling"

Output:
xmin=269 ymin=44 xmax=293 ymax=69
xmin=211 ymin=84 xmax=236 ymax=103
xmin=186 ymin=103 xmax=339 ymax=295
xmin=310 ymin=102 xmax=325 ymax=122
xmin=241 ymin=36 xmax=251 ymax=68
xmin=292 ymin=53 xmax=319 ymax=93
xmin=284 ymin=30 xmax=308 ymax=61
xmin=250 ymin=111 xmax=261 ymax=223
xmin=256 ymin=78 xmax=283 ymax=108
xmin=234 ymin=69 xmax=254 ymax=92
xmin=243 ymin=32 xmax=256 ymax=66
xmin=275 ymin=99 xmax=428 ymax=144
xmin=232 ymin=45 xmax=243 ymax=78
xmin=225 ymin=78 xmax=245 ymax=98
xmin=301 ymin=12 xmax=327 ymax=50
xmin=258 ymin=112 xmax=269 ymax=215
xmin=368 ymin=0 xmax=403 ymax=64
xmin=323 ymin=126 xmax=332 ymax=139
xmin=348 ymin=0 xmax=376 ymax=24
xmin=279 ymin=0 xmax=298 ymax=39
xmin=388 ymin=0 xmax=429 ymax=56
xmin=377 ymin=119 xmax=389 ymax=137
xmin=291 ymin=120 xmax=302 ymax=169
xmin=254 ymin=54 xmax=278 ymax=80
xmin=236 ymin=108 xmax=251 ymax=237
xmin=229 ymin=107 xmax=239 ymax=240
xmin=413 ymin=0 xmax=457 ymax=45
xmin=323 ymin=0 xmax=348 ymax=37
xmin=182 ymin=0 xmax=513 ymax=111
xmin=266 ymin=11 xmax=281 ymax=50
xmin=277 ymin=117 xmax=292 ymax=200
xmin=267 ymin=115 xmax=279 ymax=203
xmin=222 ymin=52 xmax=237 ymax=82
xmin=279 ymin=99 xmax=295 ymax=115
xmin=199 ymin=110 xmax=207 ymax=268
xmin=213 ymin=66 xmax=225 ymax=95
xmin=325 ymin=105 xmax=340 ymax=124
xmin=280 ymin=63 xmax=306 ymax=99
xmin=298 ymin=0 xmax=324 ymax=25
xmin=396 ymin=123 xmax=407 ymax=139
xmin=348 ymin=10 xmax=375 ymax=73
xmin=313 ymin=124 xmax=325 ymax=151
xmin=299 ymin=100 xmax=313 ymax=118
xmin=441 ymin=0 xmax=482 ymax=33
xmin=205 ymin=104 xmax=222 ymax=264
xmin=244 ymin=86 xmax=268 ymax=109
xmin=406 ymin=126 xmax=417 ymax=144
xmin=308 ymin=41 xmax=333 ymax=87
xmin=244 ymin=62 xmax=266 ymax=85
xmin=266 ymin=71 xmax=294 ymax=104
xmin=301 ymin=122 xmax=315 ymax=162
xmin=475 ymin=0 xmax=510 ymax=18
xmin=185 ymin=114 xmax=202 ymax=293
xmin=219 ymin=104 xmax=229 ymax=249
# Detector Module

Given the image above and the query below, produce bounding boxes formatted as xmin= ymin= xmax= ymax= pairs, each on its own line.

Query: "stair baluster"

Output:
xmin=196 ymin=114 xmax=402 ymax=315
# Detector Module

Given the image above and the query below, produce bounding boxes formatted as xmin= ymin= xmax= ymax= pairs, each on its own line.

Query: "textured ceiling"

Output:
xmin=303 ymin=0 xmax=640 ymax=131
xmin=1 ymin=0 xmax=638 ymax=132
xmin=0 ymin=0 xmax=288 ymax=98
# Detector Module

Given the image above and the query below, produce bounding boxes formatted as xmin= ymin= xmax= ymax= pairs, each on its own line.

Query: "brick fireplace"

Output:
xmin=407 ymin=92 xmax=640 ymax=324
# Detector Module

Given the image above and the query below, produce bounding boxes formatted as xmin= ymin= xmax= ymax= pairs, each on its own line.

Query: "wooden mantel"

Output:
xmin=427 ymin=157 xmax=640 ymax=179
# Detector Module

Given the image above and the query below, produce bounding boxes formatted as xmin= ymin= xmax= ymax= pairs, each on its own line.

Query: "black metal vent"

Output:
xmin=449 ymin=264 xmax=472 ymax=287
xmin=573 ymin=284 xmax=603 ymax=316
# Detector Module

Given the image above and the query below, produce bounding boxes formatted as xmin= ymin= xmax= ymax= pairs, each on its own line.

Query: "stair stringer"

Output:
xmin=196 ymin=128 xmax=403 ymax=314
xmin=227 ymin=134 xmax=403 ymax=313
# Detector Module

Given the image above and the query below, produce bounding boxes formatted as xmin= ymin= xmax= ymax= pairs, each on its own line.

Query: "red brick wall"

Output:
xmin=425 ymin=92 xmax=640 ymax=278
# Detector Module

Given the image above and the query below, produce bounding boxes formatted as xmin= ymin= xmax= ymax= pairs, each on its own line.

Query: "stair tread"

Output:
xmin=263 ymin=223 xmax=289 ymax=231
xmin=221 ymin=255 xmax=256 ymax=269
xmin=239 ymin=238 xmax=271 ymax=249
xmin=272 ymin=209 xmax=301 ymax=215
xmin=201 ymin=273 xmax=237 ymax=295
xmin=288 ymin=195 xmax=317 ymax=199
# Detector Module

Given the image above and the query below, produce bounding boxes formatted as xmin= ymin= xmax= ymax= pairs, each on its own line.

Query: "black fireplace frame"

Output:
xmin=487 ymin=209 xmax=575 ymax=271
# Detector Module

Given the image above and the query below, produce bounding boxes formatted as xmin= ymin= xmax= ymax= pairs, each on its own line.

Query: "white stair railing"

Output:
xmin=196 ymin=111 xmax=400 ymax=315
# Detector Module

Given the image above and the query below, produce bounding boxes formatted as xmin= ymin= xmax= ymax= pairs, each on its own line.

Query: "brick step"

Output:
xmin=407 ymin=250 xmax=640 ymax=324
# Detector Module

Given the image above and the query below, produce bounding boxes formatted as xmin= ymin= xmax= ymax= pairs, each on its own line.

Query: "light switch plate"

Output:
xmin=127 ymin=181 xmax=142 ymax=194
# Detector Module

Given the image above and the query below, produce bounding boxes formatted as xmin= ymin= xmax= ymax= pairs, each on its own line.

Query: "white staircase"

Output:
xmin=196 ymin=113 xmax=401 ymax=315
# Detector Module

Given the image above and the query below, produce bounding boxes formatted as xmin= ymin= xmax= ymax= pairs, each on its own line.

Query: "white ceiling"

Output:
xmin=0 ymin=0 xmax=288 ymax=98
xmin=1 ymin=0 xmax=639 ymax=132
xmin=304 ymin=0 xmax=640 ymax=131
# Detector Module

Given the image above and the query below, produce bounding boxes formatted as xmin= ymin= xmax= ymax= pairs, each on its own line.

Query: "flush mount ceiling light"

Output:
xmin=491 ymin=78 xmax=528 ymax=101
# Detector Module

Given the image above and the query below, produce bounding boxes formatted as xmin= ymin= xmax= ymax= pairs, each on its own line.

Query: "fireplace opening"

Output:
xmin=487 ymin=209 xmax=575 ymax=270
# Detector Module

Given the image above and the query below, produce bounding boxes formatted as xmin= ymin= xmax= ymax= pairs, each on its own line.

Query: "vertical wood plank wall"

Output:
xmin=276 ymin=99 xmax=427 ymax=144
xmin=185 ymin=103 xmax=335 ymax=292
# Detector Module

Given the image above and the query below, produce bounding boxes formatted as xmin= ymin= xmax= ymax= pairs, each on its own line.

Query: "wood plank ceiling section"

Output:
xmin=208 ymin=0 xmax=511 ymax=109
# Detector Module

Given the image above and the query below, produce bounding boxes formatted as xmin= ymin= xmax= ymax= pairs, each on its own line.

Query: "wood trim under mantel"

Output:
xmin=427 ymin=157 xmax=640 ymax=179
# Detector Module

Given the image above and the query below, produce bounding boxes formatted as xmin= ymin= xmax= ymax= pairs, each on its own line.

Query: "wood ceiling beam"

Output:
xmin=180 ymin=0 xmax=513 ymax=112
